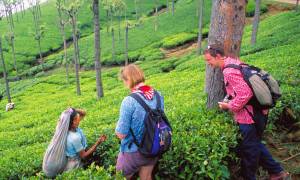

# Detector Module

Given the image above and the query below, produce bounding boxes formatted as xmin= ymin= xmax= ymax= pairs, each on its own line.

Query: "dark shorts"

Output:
xmin=116 ymin=151 xmax=158 ymax=176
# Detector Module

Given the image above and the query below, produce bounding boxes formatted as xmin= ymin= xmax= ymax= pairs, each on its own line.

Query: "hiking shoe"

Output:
xmin=269 ymin=171 xmax=290 ymax=180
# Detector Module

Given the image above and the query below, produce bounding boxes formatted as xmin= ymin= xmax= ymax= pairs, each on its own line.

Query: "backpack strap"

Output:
xmin=128 ymin=92 xmax=159 ymax=149
xmin=130 ymin=93 xmax=151 ymax=112
xmin=154 ymin=90 xmax=161 ymax=110
xmin=223 ymin=64 xmax=243 ymax=71
xmin=128 ymin=93 xmax=149 ymax=149
xmin=129 ymin=128 xmax=140 ymax=149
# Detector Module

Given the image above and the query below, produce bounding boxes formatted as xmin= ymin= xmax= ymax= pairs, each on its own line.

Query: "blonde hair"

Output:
xmin=120 ymin=64 xmax=145 ymax=89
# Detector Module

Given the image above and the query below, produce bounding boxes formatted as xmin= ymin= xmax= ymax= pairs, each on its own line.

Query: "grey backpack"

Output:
xmin=224 ymin=63 xmax=281 ymax=109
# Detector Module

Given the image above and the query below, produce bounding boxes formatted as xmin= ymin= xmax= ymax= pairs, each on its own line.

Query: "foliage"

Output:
xmin=161 ymin=32 xmax=197 ymax=49
xmin=246 ymin=0 xmax=268 ymax=17
xmin=0 ymin=0 xmax=168 ymax=74
xmin=0 ymin=2 xmax=299 ymax=180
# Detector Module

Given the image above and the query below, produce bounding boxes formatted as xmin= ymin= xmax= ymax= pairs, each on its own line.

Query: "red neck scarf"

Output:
xmin=131 ymin=83 xmax=154 ymax=100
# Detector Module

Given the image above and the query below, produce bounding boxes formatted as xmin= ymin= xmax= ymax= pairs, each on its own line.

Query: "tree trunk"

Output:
xmin=57 ymin=2 xmax=69 ymax=84
xmin=9 ymin=8 xmax=14 ymax=29
xmin=11 ymin=36 xmax=18 ymax=76
xmin=172 ymin=0 xmax=175 ymax=15
xmin=21 ymin=1 xmax=25 ymax=17
xmin=205 ymin=0 xmax=247 ymax=109
xmin=135 ymin=0 xmax=138 ymax=21
xmin=0 ymin=36 xmax=12 ymax=103
xmin=5 ymin=9 xmax=10 ymax=23
xmin=8 ymin=12 xmax=18 ymax=76
xmin=14 ymin=4 xmax=19 ymax=22
xmin=296 ymin=0 xmax=299 ymax=12
xmin=125 ymin=24 xmax=128 ymax=65
xmin=166 ymin=0 xmax=169 ymax=12
xmin=76 ymin=32 xmax=80 ymax=65
xmin=110 ymin=7 xmax=113 ymax=33
xmin=32 ymin=3 xmax=43 ymax=70
xmin=71 ymin=15 xmax=81 ymax=95
xmin=118 ymin=16 xmax=121 ymax=41
xmin=112 ymin=28 xmax=116 ymax=62
xmin=251 ymin=0 xmax=260 ymax=45
xmin=197 ymin=0 xmax=204 ymax=55
xmin=38 ymin=38 xmax=44 ymax=71
xmin=63 ymin=30 xmax=69 ymax=84
xmin=93 ymin=0 xmax=104 ymax=99
xmin=106 ymin=10 xmax=109 ymax=33
xmin=155 ymin=2 xmax=158 ymax=31
xmin=37 ymin=2 xmax=42 ymax=17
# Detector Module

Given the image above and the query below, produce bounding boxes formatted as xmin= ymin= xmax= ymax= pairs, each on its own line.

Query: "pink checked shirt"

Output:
xmin=222 ymin=57 xmax=255 ymax=124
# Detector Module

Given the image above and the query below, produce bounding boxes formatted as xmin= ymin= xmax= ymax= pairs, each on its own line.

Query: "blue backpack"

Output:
xmin=129 ymin=91 xmax=172 ymax=158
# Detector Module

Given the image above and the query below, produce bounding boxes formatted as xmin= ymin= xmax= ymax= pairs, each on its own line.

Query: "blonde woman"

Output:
xmin=115 ymin=64 xmax=165 ymax=180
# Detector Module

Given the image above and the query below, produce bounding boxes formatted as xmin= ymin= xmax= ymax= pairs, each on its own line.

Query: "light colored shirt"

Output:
xmin=65 ymin=128 xmax=87 ymax=158
xmin=115 ymin=92 xmax=164 ymax=153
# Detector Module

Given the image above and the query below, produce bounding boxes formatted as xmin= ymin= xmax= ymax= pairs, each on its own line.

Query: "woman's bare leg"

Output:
xmin=139 ymin=165 xmax=155 ymax=180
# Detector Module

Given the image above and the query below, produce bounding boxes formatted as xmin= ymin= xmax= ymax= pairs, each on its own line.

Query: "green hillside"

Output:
xmin=0 ymin=5 xmax=299 ymax=178
xmin=0 ymin=0 xmax=168 ymax=74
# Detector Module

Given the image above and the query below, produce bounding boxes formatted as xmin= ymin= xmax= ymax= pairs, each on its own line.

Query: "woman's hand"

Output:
xmin=116 ymin=132 xmax=126 ymax=140
xmin=218 ymin=102 xmax=230 ymax=110
xmin=96 ymin=135 xmax=107 ymax=145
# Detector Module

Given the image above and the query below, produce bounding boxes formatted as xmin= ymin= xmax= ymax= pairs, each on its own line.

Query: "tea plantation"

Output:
xmin=0 ymin=0 xmax=299 ymax=179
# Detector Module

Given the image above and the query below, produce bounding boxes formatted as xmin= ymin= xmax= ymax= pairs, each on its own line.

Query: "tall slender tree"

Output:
xmin=172 ymin=0 xmax=175 ymax=15
xmin=30 ymin=0 xmax=45 ymax=71
xmin=125 ymin=23 xmax=128 ymax=65
xmin=0 ymin=33 xmax=12 ymax=103
xmin=3 ymin=0 xmax=18 ymax=77
xmin=166 ymin=0 xmax=169 ymax=12
xmin=12 ymin=0 xmax=19 ymax=22
xmin=93 ymin=0 xmax=104 ymax=99
xmin=65 ymin=0 xmax=82 ymax=95
xmin=154 ymin=0 xmax=158 ymax=31
xmin=296 ymin=0 xmax=299 ymax=12
xmin=56 ymin=0 xmax=69 ymax=83
xmin=134 ymin=0 xmax=138 ymax=21
xmin=113 ymin=0 xmax=126 ymax=41
xmin=111 ymin=28 xmax=116 ymax=62
xmin=4 ymin=32 xmax=18 ymax=77
xmin=3 ymin=0 xmax=14 ymax=28
xmin=102 ymin=0 xmax=111 ymax=34
xmin=251 ymin=0 xmax=260 ymax=45
xmin=205 ymin=0 xmax=247 ymax=108
xmin=197 ymin=0 xmax=204 ymax=55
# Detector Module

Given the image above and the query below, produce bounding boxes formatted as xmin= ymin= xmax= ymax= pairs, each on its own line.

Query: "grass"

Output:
xmin=0 ymin=0 xmax=168 ymax=74
xmin=0 ymin=2 xmax=299 ymax=180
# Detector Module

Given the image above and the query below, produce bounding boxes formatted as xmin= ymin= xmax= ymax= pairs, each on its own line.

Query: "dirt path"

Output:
xmin=265 ymin=133 xmax=300 ymax=180
xmin=246 ymin=3 xmax=293 ymax=24
xmin=161 ymin=3 xmax=293 ymax=59
xmin=160 ymin=41 xmax=198 ymax=59
xmin=274 ymin=0 xmax=297 ymax=4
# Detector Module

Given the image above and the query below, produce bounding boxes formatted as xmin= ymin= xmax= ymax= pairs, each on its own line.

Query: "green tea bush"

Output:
xmin=161 ymin=32 xmax=197 ymax=49
xmin=246 ymin=0 xmax=268 ymax=17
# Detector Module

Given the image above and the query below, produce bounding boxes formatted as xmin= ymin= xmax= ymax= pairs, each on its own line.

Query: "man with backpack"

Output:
xmin=115 ymin=64 xmax=172 ymax=180
xmin=203 ymin=44 xmax=289 ymax=180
